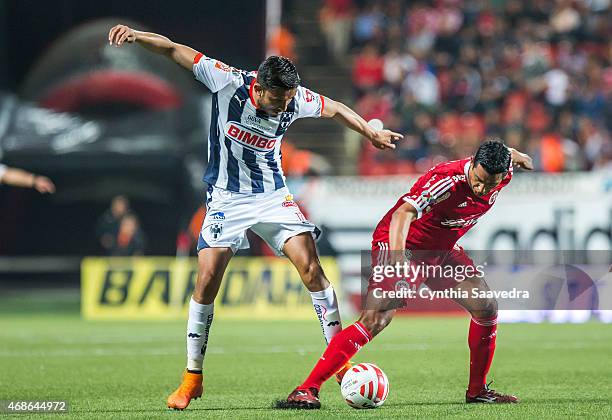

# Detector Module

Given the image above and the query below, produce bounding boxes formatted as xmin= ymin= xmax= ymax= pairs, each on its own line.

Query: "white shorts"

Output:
xmin=197 ymin=186 xmax=320 ymax=256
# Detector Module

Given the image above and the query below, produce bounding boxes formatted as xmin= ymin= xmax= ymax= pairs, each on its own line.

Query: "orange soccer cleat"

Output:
xmin=166 ymin=370 xmax=203 ymax=410
xmin=335 ymin=361 xmax=354 ymax=384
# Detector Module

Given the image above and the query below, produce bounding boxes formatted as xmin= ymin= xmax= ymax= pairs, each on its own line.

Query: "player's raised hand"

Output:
xmin=108 ymin=24 xmax=136 ymax=46
xmin=509 ymin=148 xmax=534 ymax=170
xmin=370 ymin=129 xmax=403 ymax=150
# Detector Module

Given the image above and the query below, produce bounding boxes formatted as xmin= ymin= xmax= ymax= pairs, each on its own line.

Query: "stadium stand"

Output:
xmin=304 ymin=0 xmax=612 ymax=174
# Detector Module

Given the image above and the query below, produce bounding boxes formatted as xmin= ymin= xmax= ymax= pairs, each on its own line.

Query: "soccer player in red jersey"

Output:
xmin=278 ymin=140 xmax=534 ymax=408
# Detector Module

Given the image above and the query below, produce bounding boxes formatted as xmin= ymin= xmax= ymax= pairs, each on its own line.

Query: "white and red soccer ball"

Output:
xmin=340 ymin=363 xmax=389 ymax=409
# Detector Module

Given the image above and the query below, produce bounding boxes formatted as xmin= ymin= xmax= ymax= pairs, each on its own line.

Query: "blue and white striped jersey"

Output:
xmin=193 ymin=54 xmax=325 ymax=193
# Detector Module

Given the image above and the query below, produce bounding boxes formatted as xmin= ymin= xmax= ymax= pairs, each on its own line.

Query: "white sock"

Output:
xmin=310 ymin=285 xmax=342 ymax=344
xmin=186 ymin=297 xmax=214 ymax=372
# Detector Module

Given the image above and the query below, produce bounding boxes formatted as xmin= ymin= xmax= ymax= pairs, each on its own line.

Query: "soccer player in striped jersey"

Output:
xmin=278 ymin=140 xmax=534 ymax=409
xmin=108 ymin=25 xmax=403 ymax=410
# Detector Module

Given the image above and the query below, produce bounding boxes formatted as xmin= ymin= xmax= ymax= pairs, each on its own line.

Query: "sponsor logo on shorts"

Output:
xmin=210 ymin=223 xmax=223 ymax=240
xmin=225 ymin=122 xmax=277 ymax=151
xmin=282 ymin=194 xmax=297 ymax=208
xmin=207 ymin=212 xmax=225 ymax=241
xmin=209 ymin=211 xmax=225 ymax=221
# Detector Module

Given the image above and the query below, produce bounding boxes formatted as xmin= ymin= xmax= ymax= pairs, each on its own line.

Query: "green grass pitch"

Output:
xmin=0 ymin=294 xmax=611 ymax=419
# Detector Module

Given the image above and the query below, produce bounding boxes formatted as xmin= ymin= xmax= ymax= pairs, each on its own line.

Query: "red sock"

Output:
xmin=301 ymin=322 xmax=372 ymax=390
xmin=467 ymin=315 xmax=497 ymax=396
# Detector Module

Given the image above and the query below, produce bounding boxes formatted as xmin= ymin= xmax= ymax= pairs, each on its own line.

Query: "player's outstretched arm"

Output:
xmin=108 ymin=24 xmax=200 ymax=71
xmin=0 ymin=167 xmax=56 ymax=193
xmin=508 ymin=148 xmax=534 ymax=170
xmin=321 ymin=97 xmax=403 ymax=150
xmin=388 ymin=202 xmax=418 ymax=261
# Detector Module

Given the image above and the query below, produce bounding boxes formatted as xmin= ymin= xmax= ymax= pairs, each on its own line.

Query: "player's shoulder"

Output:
xmin=294 ymin=85 xmax=321 ymax=106
xmin=291 ymin=85 xmax=324 ymax=119
xmin=205 ymin=55 xmax=250 ymax=82
xmin=428 ymin=158 xmax=469 ymax=176
xmin=295 ymin=85 xmax=315 ymax=99
xmin=422 ymin=158 xmax=470 ymax=185
xmin=407 ymin=158 xmax=469 ymax=201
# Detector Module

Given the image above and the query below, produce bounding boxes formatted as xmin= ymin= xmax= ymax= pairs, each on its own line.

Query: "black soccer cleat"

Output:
xmin=466 ymin=382 xmax=519 ymax=404
xmin=275 ymin=387 xmax=321 ymax=409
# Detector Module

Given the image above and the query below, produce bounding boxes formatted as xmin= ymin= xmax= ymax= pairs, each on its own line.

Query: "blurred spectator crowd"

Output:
xmin=320 ymin=0 xmax=611 ymax=174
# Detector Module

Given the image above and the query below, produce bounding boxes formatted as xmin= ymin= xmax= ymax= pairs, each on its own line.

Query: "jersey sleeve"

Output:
xmin=0 ymin=164 xmax=6 ymax=183
xmin=402 ymin=171 xmax=456 ymax=219
xmin=295 ymin=86 xmax=325 ymax=119
xmin=192 ymin=53 xmax=239 ymax=93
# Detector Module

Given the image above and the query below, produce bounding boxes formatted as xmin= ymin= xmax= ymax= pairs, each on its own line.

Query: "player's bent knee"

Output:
xmin=471 ymin=298 xmax=498 ymax=319
xmin=485 ymin=298 xmax=498 ymax=317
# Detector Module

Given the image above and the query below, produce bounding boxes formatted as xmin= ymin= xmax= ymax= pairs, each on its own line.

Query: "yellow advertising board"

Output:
xmin=81 ymin=257 xmax=340 ymax=320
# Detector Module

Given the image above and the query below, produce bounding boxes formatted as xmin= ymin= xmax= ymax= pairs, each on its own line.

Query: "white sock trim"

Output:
xmin=472 ymin=317 xmax=498 ymax=327
xmin=189 ymin=297 xmax=212 ymax=312
xmin=309 ymin=284 xmax=334 ymax=300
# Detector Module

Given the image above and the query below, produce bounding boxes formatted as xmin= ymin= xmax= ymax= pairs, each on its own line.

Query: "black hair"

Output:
xmin=257 ymin=56 xmax=300 ymax=90
xmin=473 ymin=138 xmax=511 ymax=175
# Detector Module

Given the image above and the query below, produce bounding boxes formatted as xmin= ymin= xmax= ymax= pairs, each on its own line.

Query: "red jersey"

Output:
xmin=372 ymin=158 xmax=512 ymax=251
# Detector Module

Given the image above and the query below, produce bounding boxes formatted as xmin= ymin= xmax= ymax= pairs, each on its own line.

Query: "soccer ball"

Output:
xmin=340 ymin=363 xmax=389 ymax=409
